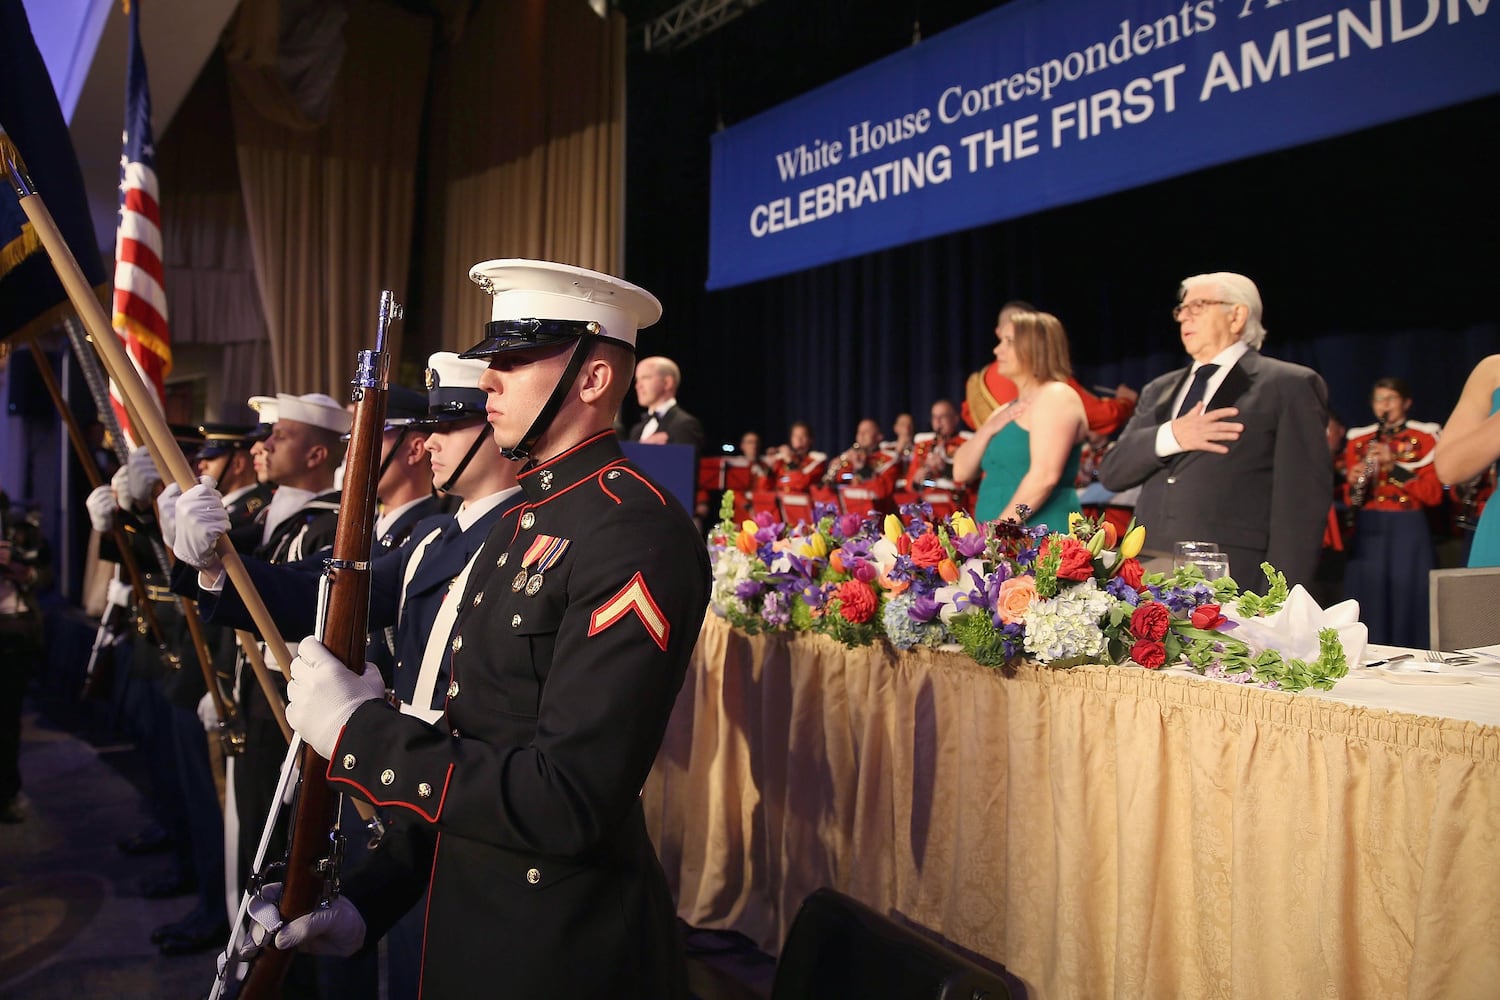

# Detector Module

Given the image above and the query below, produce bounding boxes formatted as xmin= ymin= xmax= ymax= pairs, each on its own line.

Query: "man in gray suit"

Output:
xmin=1098 ymin=272 xmax=1330 ymax=593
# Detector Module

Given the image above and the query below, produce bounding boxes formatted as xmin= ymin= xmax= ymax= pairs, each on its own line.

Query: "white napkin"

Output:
xmin=1232 ymin=584 xmax=1367 ymax=667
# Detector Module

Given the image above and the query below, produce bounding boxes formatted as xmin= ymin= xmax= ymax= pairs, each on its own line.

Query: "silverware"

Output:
xmin=1361 ymin=653 xmax=1414 ymax=668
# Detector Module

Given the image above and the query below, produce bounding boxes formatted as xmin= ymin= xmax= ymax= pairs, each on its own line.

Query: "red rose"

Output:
xmin=1116 ymin=557 xmax=1145 ymax=592
xmin=835 ymin=579 xmax=878 ymax=623
xmin=1130 ymin=639 xmax=1167 ymax=670
xmin=910 ymin=533 xmax=945 ymax=568
xmin=1054 ymin=537 xmax=1095 ymax=582
xmin=1129 ymin=602 xmax=1170 ymax=641
xmin=1191 ymin=603 xmax=1227 ymax=630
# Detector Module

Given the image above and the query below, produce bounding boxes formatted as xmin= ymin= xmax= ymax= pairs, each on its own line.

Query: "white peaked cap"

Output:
xmin=463 ymin=259 xmax=662 ymax=354
xmin=426 ymin=351 xmax=488 ymax=391
xmin=273 ymin=392 xmax=353 ymax=435
xmin=247 ymin=395 xmax=279 ymax=424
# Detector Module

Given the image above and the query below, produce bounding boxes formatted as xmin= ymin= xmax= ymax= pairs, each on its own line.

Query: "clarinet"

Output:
xmin=214 ymin=291 xmax=399 ymax=1000
xmin=1349 ymin=419 xmax=1392 ymax=511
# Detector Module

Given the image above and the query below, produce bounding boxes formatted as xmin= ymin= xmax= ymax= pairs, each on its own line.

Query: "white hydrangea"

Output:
xmin=1022 ymin=577 xmax=1112 ymax=663
xmin=710 ymin=545 xmax=755 ymax=617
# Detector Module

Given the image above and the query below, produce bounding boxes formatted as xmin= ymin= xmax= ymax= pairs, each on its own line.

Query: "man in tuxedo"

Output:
xmin=1098 ymin=272 xmax=1330 ymax=593
xmin=627 ymin=355 xmax=704 ymax=449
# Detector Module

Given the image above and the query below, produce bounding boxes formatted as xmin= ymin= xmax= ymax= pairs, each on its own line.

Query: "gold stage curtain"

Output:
xmin=155 ymin=55 xmax=270 ymax=422
xmin=226 ymin=0 xmax=432 ymax=395
xmin=646 ymin=616 xmax=1500 ymax=999
xmin=421 ymin=0 xmax=625 ymax=353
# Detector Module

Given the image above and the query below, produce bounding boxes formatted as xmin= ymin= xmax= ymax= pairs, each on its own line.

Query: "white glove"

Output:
xmin=86 ymin=483 xmax=120 ymax=533
xmin=276 ymin=895 xmax=366 ymax=956
xmin=105 ymin=578 xmax=134 ymax=608
xmin=197 ymin=690 xmax=220 ymax=731
xmin=238 ymin=883 xmax=366 ymax=958
xmin=156 ymin=480 xmax=183 ymax=550
xmin=110 ymin=464 xmax=131 ymax=508
xmin=285 ymin=637 xmax=385 ymax=759
xmin=174 ymin=481 xmax=230 ymax=571
xmin=126 ymin=446 xmax=161 ymax=507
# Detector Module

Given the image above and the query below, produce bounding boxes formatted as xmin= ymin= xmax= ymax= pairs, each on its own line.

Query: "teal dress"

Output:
xmin=1467 ymin=387 xmax=1500 ymax=567
xmin=973 ymin=422 xmax=1082 ymax=531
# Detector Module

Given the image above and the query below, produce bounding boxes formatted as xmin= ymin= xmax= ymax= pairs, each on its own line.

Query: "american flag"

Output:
xmin=110 ymin=0 xmax=171 ymax=446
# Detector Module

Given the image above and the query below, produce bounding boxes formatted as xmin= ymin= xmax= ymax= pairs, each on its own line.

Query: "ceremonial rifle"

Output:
xmin=228 ymin=291 xmax=397 ymax=999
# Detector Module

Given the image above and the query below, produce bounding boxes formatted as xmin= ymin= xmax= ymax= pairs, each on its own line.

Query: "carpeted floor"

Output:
xmin=0 ymin=676 xmax=775 ymax=1000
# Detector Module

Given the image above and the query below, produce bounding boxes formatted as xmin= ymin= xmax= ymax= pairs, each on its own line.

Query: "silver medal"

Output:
xmin=525 ymin=573 xmax=544 ymax=596
xmin=512 ymin=569 xmax=528 ymax=592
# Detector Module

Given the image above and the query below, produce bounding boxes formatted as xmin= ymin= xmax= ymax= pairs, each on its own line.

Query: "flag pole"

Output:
xmin=0 ymin=123 xmax=298 ymax=686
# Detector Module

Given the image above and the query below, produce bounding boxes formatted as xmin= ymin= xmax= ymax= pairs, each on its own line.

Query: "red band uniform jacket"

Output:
xmin=331 ymin=431 xmax=710 ymax=999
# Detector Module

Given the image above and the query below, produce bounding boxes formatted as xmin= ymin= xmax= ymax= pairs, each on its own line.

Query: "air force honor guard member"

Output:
xmin=271 ymin=260 xmax=710 ymax=999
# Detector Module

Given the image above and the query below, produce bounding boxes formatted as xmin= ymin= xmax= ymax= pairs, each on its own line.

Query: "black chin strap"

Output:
xmin=500 ymin=337 xmax=597 ymax=465
xmin=376 ymin=427 xmax=409 ymax=486
xmin=437 ymin=424 xmax=491 ymax=495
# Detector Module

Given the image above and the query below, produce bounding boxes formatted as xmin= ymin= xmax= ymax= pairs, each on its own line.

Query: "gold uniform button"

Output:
xmin=342 ymin=754 xmax=357 ymax=770
xmin=417 ymin=782 xmax=432 ymax=799
xmin=526 ymin=867 xmax=541 ymax=885
xmin=511 ymin=614 xmax=522 ymax=628
xmin=447 ymin=681 xmax=460 ymax=698
xmin=380 ymin=769 xmax=395 ymax=786
xmin=451 ymin=728 xmax=461 ymax=737
xmin=451 ymin=635 xmax=463 ymax=653
xmin=472 ymin=591 xmax=483 ymax=607
xmin=497 ymin=552 xmax=508 ymax=568
xmin=521 ymin=512 xmax=535 ymax=529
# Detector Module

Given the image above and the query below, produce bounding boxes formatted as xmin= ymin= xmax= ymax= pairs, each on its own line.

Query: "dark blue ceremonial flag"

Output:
xmin=0 ymin=0 xmax=107 ymax=344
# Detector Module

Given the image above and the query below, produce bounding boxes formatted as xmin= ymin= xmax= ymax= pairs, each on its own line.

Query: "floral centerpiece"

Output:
xmin=708 ymin=493 xmax=1350 ymax=693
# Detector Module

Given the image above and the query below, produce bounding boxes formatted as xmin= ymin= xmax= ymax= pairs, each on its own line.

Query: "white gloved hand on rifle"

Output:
xmin=240 ymin=882 xmax=367 ymax=959
xmin=86 ymin=483 xmax=120 ymax=534
xmin=196 ymin=690 xmax=220 ymax=732
xmin=156 ymin=476 xmax=209 ymax=552
xmin=125 ymin=446 xmax=162 ymax=509
xmin=105 ymin=578 xmax=134 ymax=609
xmin=174 ymin=481 xmax=230 ymax=575
xmin=285 ymin=636 xmax=385 ymax=759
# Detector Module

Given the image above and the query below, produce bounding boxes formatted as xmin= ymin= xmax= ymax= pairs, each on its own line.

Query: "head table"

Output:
xmin=643 ymin=615 xmax=1500 ymax=999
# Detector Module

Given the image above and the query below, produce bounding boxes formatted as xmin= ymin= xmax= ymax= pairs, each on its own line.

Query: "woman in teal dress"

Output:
xmin=954 ymin=308 xmax=1087 ymax=531
xmin=1435 ymin=354 xmax=1500 ymax=566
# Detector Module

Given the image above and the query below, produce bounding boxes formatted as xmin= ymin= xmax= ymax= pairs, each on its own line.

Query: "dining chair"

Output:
xmin=1428 ymin=566 xmax=1500 ymax=650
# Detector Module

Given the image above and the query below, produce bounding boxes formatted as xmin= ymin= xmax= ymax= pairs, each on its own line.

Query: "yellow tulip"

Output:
xmin=1120 ymin=524 xmax=1147 ymax=560
xmin=741 ymin=520 xmax=758 ymax=536
xmin=950 ymin=511 xmax=977 ymax=537
xmin=883 ymin=514 xmax=903 ymax=543
xmin=801 ymin=533 xmax=828 ymax=559
xmin=1067 ymin=512 xmax=1086 ymax=534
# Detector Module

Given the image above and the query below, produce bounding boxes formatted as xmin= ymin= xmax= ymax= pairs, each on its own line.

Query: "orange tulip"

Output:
xmin=829 ymin=549 xmax=846 ymax=575
xmin=1101 ymin=520 xmax=1119 ymax=549
xmin=736 ymin=530 xmax=757 ymax=555
xmin=878 ymin=571 xmax=910 ymax=594
xmin=937 ymin=558 xmax=961 ymax=582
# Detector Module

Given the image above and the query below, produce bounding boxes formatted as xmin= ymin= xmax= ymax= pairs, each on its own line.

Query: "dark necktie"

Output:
xmin=1176 ymin=364 xmax=1220 ymax=418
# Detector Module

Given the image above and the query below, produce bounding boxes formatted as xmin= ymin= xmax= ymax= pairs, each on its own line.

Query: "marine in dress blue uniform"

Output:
xmin=278 ymin=260 xmax=709 ymax=999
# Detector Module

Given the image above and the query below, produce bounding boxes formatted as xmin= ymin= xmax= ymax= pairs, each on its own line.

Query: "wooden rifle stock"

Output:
xmin=239 ymin=291 xmax=398 ymax=998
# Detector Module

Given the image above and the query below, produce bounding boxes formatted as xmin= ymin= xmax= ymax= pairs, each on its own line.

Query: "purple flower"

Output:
xmin=753 ymin=511 xmax=778 ymax=530
xmin=761 ymin=590 xmax=790 ymax=627
xmin=852 ymin=560 xmax=878 ymax=584
xmin=813 ymin=501 xmax=839 ymax=521
xmin=1105 ymin=576 xmax=1141 ymax=605
xmin=801 ymin=583 xmax=827 ymax=609
xmin=841 ymin=537 xmax=875 ymax=562
xmin=999 ymin=621 xmax=1026 ymax=660
xmin=909 ymin=594 xmax=941 ymax=623
xmin=952 ymin=532 xmax=987 ymax=559
xmin=899 ymin=500 xmax=933 ymax=521
xmin=834 ymin=513 xmax=864 ymax=539
xmin=734 ymin=580 xmax=765 ymax=600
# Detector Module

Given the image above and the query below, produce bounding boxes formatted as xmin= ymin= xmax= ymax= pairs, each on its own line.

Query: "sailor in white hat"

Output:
xmin=278 ymin=261 xmax=710 ymax=999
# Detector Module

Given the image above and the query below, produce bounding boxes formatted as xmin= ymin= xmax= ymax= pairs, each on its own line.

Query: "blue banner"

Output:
xmin=707 ymin=0 xmax=1500 ymax=290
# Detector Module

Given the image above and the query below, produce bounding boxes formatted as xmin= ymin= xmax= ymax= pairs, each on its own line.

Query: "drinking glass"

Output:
xmin=1189 ymin=551 xmax=1231 ymax=581
xmin=1172 ymin=540 xmax=1217 ymax=571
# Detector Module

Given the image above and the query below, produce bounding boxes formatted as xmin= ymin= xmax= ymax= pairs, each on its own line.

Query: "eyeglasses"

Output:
xmin=1171 ymin=299 xmax=1234 ymax=321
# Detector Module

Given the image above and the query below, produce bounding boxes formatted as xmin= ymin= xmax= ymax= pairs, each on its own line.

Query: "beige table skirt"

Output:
xmin=643 ymin=615 xmax=1500 ymax=999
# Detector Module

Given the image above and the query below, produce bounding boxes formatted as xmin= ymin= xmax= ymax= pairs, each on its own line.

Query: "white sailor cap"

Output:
xmin=413 ymin=352 xmax=489 ymax=426
xmin=273 ymin=392 xmax=353 ymax=435
xmin=458 ymin=259 xmax=662 ymax=358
